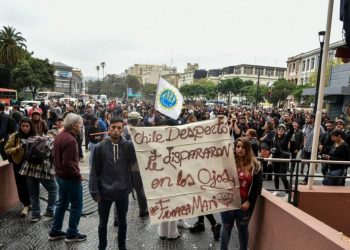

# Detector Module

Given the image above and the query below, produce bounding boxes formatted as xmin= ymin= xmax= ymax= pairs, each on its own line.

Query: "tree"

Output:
xmin=270 ymin=78 xmax=296 ymax=107
xmin=125 ymin=75 xmax=142 ymax=92
xmin=292 ymin=83 xmax=312 ymax=103
xmin=142 ymin=83 xmax=157 ymax=98
xmin=217 ymin=78 xmax=246 ymax=104
xmin=0 ymin=26 xmax=27 ymax=87
xmin=13 ymin=57 xmax=55 ymax=99
xmin=0 ymin=26 xmax=27 ymax=67
xmin=180 ymin=84 xmax=205 ymax=100
xmin=243 ymin=84 xmax=269 ymax=103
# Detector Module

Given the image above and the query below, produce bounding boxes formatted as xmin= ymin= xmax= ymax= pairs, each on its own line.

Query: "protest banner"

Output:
xmin=129 ymin=118 xmax=241 ymax=224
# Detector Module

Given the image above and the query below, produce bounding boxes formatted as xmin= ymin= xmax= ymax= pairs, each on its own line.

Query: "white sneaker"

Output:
xmin=177 ymin=219 xmax=191 ymax=229
xmin=272 ymin=191 xmax=280 ymax=196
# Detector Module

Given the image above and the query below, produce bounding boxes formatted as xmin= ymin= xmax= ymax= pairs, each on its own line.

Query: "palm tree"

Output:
xmin=96 ymin=65 xmax=100 ymax=80
xmin=100 ymin=62 xmax=105 ymax=79
xmin=0 ymin=26 xmax=27 ymax=67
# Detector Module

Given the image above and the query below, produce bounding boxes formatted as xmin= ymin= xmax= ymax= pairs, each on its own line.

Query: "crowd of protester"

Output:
xmin=1 ymin=97 xmax=350 ymax=249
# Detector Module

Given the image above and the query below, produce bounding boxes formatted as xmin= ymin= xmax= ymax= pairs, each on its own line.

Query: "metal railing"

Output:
xmin=257 ymin=157 xmax=350 ymax=207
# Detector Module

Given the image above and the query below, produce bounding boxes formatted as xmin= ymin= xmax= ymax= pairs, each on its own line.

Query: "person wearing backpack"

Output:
xmin=19 ymin=130 xmax=57 ymax=222
xmin=89 ymin=117 xmax=136 ymax=250
xmin=4 ymin=117 xmax=34 ymax=217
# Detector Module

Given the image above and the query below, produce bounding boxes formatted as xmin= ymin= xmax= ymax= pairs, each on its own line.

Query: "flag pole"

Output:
xmin=307 ymin=0 xmax=334 ymax=189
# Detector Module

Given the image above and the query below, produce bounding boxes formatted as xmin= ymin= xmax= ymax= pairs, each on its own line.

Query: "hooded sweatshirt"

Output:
xmin=89 ymin=137 xmax=134 ymax=201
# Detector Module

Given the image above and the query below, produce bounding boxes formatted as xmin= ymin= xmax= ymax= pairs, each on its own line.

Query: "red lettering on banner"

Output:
xmin=151 ymin=176 xmax=173 ymax=189
xmin=198 ymin=169 xmax=236 ymax=190
xmin=176 ymin=170 xmax=195 ymax=187
xmin=146 ymin=150 xmax=163 ymax=171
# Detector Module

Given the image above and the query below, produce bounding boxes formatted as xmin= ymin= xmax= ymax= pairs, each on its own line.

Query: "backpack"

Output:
xmin=24 ymin=136 xmax=52 ymax=164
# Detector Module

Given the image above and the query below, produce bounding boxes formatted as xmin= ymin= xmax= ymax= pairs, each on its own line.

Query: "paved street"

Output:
xmin=0 ymin=150 xmax=240 ymax=250
xmin=1 ymin=148 xmax=348 ymax=250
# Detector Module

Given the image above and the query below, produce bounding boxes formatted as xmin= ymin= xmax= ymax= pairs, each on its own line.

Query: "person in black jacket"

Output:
xmin=246 ymin=128 xmax=259 ymax=157
xmin=289 ymin=121 xmax=304 ymax=174
xmin=220 ymin=137 xmax=263 ymax=250
xmin=271 ymin=123 xmax=294 ymax=196
xmin=319 ymin=120 xmax=335 ymax=175
xmin=322 ymin=129 xmax=350 ymax=186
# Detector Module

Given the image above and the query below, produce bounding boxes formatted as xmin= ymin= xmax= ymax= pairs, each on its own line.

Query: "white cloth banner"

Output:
xmin=129 ymin=118 xmax=241 ymax=224
xmin=155 ymin=77 xmax=183 ymax=120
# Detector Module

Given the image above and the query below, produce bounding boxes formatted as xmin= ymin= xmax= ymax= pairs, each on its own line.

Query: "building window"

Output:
xmin=306 ymin=59 xmax=310 ymax=71
xmin=235 ymin=68 xmax=241 ymax=74
xmin=305 ymin=77 xmax=309 ymax=83
xmin=301 ymin=78 xmax=304 ymax=84
xmin=266 ymin=68 xmax=274 ymax=77
xmin=293 ymin=63 xmax=296 ymax=71
xmin=302 ymin=60 xmax=306 ymax=71
xmin=276 ymin=70 xmax=284 ymax=78
xmin=244 ymin=67 xmax=253 ymax=75
xmin=311 ymin=58 xmax=315 ymax=69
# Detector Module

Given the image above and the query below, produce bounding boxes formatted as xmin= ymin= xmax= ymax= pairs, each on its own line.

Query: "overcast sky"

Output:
xmin=0 ymin=0 xmax=345 ymax=77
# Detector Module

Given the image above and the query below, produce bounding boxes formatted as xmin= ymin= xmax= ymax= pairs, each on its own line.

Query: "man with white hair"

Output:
xmin=49 ymin=113 xmax=86 ymax=242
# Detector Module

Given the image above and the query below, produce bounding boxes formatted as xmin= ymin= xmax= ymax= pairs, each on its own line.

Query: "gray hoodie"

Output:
xmin=89 ymin=137 xmax=133 ymax=201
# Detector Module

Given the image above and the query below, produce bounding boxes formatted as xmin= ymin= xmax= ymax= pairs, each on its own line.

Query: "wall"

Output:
xmin=249 ymin=190 xmax=350 ymax=250
xmin=0 ymin=162 xmax=19 ymax=214
xmin=298 ymin=185 xmax=350 ymax=237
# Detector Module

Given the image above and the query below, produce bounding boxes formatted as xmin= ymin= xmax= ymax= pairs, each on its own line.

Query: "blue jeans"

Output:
xmin=98 ymin=197 xmax=129 ymax=250
xmin=322 ymin=168 xmax=345 ymax=186
xmin=51 ymin=177 xmax=83 ymax=237
xmin=220 ymin=209 xmax=251 ymax=250
xmin=26 ymin=176 xmax=57 ymax=218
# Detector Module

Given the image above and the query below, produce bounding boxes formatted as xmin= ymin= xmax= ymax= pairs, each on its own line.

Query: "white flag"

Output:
xmin=155 ymin=77 xmax=183 ymax=120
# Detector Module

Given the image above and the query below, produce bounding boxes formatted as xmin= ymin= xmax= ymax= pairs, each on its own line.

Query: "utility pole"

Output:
xmin=256 ymin=69 xmax=260 ymax=107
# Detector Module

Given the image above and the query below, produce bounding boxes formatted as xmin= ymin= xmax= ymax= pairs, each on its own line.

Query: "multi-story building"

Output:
xmin=303 ymin=62 xmax=350 ymax=118
xmin=161 ymin=73 xmax=181 ymax=88
xmin=126 ymin=64 xmax=175 ymax=84
xmin=208 ymin=64 xmax=286 ymax=85
xmin=53 ymin=62 xmax=83 ymax=96
xmin=178 ymin=63 xmax=207 ymax=87
xmin=286 ymin=40 xmax=345 ymax=85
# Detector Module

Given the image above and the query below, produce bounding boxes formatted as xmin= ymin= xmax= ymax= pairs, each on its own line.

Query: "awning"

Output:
xmin=302 ymin=86 xmax=350 ymax=96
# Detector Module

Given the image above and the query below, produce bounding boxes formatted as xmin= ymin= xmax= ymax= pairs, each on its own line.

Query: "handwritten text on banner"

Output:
xmin=130 ymin=118 xmax=240 ymax=223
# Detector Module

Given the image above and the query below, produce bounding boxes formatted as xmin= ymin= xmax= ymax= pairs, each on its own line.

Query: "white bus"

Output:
xmin=35 ymin=91 xmax=65 ymax=102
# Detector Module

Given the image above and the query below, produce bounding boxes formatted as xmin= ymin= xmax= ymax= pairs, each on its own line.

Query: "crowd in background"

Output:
xmin=1 ymin=97 xmax=350 ymax=249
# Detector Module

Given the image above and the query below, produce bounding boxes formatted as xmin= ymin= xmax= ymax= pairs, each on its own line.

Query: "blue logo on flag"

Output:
xmin=159 ymin=89 xmax=177 ymax=109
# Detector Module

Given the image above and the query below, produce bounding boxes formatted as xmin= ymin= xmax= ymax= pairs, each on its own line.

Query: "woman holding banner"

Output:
xmin=220 ymin=137 xmax=263 ymax=250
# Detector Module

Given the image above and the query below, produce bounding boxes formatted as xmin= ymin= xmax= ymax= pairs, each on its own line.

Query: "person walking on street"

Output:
xmin=49 ymin=113 xmax=86 ymax=242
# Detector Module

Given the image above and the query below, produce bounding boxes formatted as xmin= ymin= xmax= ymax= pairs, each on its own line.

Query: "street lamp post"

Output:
xmin=313 ymin=31 xmax=326 ymax=114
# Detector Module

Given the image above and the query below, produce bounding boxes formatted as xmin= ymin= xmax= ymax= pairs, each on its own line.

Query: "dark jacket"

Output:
xmin=328 ymin=142 xmax=350 ymax=171
xmin=89 ymin=137 xmax=135 ymax=201
xmin=247 ymin=162 xmax=263 ymax=213
xmin=54 ymin=130 xmax=81 ymax=180
xmin=289 ymin=128 xmax=303 ymax=153
xmin=272 ymin=127 xmax=294 ymax=158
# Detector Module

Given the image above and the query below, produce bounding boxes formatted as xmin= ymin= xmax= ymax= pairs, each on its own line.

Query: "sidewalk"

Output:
xmin=0 ymin=148 xmax=240 ymax=249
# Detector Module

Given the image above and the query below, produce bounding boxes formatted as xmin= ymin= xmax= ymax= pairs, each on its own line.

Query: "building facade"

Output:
xmin=208 ymin=64 xmax=286 ymax=85
xmin=126 ymin=64 xmax=175 ymax=84
xmin=303 ymin=62 xmax=350 ymax=119
xmin=286 ymin=40 xmax=345 ymax=85
xmin=53 ymin=62 xmax=83 ymax=96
